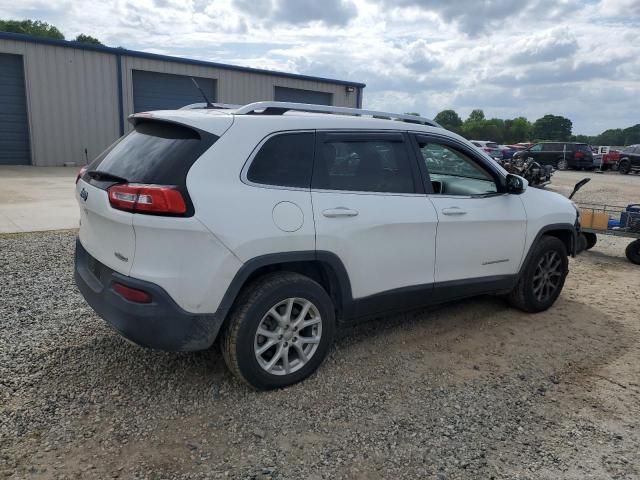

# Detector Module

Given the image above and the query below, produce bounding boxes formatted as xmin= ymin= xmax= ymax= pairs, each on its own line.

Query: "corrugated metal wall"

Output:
xmin=0 ymin=39 xmax=120 ymax=167
xmin=0 ymin=38 xmax=360 ymax=166
xmin=120 ymin=56 xmax=357 ymax=132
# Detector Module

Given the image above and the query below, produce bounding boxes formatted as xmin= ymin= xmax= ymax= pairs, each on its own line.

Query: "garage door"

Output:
xmin=274 ymin=86 xmax=332 ymax=105
xmin=132 ymin=70 xmax=217 ymax=113
xmin=0 ymin=53 xmax=30 ymax=165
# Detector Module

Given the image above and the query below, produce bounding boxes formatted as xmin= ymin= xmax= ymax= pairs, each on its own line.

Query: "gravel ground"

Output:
xmin=1 ymin=179 xmax=639 ymax=479
xmin=549 ymin=169 xmax=640 ymax=206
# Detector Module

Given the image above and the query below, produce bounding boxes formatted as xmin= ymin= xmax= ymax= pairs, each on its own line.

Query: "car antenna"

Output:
xmin=190 ymin=77 xmax=214 ymax=109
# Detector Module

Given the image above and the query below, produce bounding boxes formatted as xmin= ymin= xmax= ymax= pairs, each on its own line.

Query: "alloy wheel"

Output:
xmin=254 ymin=298 xmax=322 ymax=376
xmin=532 ymin=251 xmax=563 ymax=302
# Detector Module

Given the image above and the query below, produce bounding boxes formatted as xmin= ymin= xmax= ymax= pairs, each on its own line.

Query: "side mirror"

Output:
xmin=506 ymin=174 xmax=526 ymax=194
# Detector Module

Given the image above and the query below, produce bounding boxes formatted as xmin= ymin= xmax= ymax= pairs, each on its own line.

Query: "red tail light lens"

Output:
xmin=108 ymin=184 xmax=187 ymax=215
xmin=76 ymin=165 xmax=88 ymax=184
xmin=112 ymin=282 xmax=152 ymax=304
xmin=575 ymin=151 xmax=584 ymax=159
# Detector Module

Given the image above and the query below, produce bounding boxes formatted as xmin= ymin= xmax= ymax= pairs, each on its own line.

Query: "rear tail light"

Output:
xmin=108 ymin=184 xmax=187 ymax=215
xmin=112 ymin=282 xmax=152 ymax=304
xmin=76 ymin=165 xmax=88 ymax=184
xmin=575 ymin=151 xmax=585 ymax=159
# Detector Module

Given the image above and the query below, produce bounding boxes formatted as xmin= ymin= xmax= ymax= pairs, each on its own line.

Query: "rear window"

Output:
xmin=486 ymin=142 xmax=499 ymax=149
xmin=88 ymin=120 xmax=217 ymax=185
xmin=575 ymin=144 xmax=591 ymax=152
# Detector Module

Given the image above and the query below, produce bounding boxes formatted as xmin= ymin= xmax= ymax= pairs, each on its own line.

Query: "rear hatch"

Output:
xmin=76 ymin=113 xmax=228 ymax=275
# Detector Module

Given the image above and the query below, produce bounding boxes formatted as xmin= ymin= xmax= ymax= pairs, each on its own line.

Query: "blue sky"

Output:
xmin=2 ymin=0 xmax=639 ymax=134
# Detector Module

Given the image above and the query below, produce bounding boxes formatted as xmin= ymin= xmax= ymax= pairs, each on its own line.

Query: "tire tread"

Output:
xmin=508 ymin=236 xmax=568 ymax=313
xmin=221 ymin=272 xmax=333 ymax=389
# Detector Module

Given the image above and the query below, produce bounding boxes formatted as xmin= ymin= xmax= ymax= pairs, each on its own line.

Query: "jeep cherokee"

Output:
xmin=75 ymin=102 xmax=580 ymax=389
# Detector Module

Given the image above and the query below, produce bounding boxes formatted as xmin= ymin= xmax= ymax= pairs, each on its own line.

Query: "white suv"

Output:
xmin=74 ymin=102 xmax=579 ymax=389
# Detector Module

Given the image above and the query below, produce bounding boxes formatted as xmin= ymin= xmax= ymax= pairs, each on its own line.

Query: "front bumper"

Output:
xmin=74 ymin=238 xmax=224 ymax=351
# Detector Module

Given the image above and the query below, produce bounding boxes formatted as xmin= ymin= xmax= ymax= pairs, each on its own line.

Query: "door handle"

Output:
xmin=322 ymin=207 xmax=359 ymax=218
xmin=441 ymin=207 xmax=467 ymax=216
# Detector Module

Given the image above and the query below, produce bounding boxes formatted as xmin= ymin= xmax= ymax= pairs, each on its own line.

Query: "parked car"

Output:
xmin=592 ymin=146 xmax=620 ymax=170
xmin=74 ymin=102 xmax=580 ymax=389
xmin=513 ymin=142 xmax=594 ymax=170
xmin=617 ymin=145 xmax=640 ymax=174
xmin=602 ymin=148 xmax=621 ymax=170
xmin=498 ymin=145 xmax=518 ymax=160
xmin=471 ymin=140 xmax=502 ymax=160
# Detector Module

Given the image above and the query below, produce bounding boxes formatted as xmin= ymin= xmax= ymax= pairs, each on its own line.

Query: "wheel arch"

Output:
xmin=519 ymin=223 xmax=577 ymax=277
xmin=216 ymin=251 xmax=353 ymax=323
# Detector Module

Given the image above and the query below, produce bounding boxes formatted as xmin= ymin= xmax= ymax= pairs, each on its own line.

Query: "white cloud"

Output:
xmin=2 ymin=0 xmax=639 ymax=134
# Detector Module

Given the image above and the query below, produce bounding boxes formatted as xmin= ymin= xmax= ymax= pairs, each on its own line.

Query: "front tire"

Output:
xmin=222 ymin=272 xmax=335 ymax=390
xmin=619 ymin=159 xmax=631 ymax=174
xmin=508 ymin=236 xmax=569 ymax=313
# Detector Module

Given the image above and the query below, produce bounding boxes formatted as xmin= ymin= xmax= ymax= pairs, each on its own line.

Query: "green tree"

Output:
xmin=460 ymin=109 xmax=488 ymax=139
xmin=74 ymin=34 xmax=102 ymax=45
xmin=467 ymin=109 xmax=485 ymax=122
xmin=573 ymin=134 xmax=593 ymax=143
xmin=532 ymin=114 xmax=572 ymax=141
xmin=485 ymin=118 xmax=505 ymax=143
xmin=622 ymin=124 xmax=640 ymax=145
xmin=505 ymin=117 xmax=531 ymax=144
xmin=593 ymin=128 xmax=624 ymax=146
xmin=0 ymin=19 xmax=64 ymax=39
xmin=434 ymin=109 xmax=463 ymax=133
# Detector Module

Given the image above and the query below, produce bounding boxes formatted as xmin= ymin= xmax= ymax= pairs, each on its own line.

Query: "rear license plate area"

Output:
xmin=87 ymin=255 xmax=102 ymax=281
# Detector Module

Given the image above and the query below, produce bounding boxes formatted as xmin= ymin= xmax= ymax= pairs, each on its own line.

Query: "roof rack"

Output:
xmin=180 ymin=102 xmax=241 ymax=110
xmin=233 ymin=101 xmax=442 ymax=128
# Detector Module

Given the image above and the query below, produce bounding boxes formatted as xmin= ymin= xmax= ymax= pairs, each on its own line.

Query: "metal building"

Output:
xmin=0 ymin=32 xmax=365 ymax=167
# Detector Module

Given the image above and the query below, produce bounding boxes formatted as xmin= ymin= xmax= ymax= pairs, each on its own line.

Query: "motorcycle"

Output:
xmin=500 ymin=156 xmax=553 ymax=188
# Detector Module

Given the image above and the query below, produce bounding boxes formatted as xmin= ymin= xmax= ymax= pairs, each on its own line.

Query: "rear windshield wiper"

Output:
xmin=87 ymin=170 xmax=129 ymax=184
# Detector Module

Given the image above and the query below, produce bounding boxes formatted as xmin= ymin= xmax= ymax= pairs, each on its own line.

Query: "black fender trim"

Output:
xmin=215 ymin=250 xmax=353 ymax=319
xmin=519 ymin=223 xmax=577 ymax=277
xmin=217 ymin=223 xmax=576 ymax=326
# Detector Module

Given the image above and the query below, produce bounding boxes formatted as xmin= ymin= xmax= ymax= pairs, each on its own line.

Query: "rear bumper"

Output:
xmin=74 ymin=238 xmax=224 ymax=351
xmin=572 ymin=158 xmax=594 ymax=168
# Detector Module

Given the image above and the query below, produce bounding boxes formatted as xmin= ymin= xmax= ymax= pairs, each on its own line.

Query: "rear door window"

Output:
xmin=247 ymin=132 xmax=315 ymax=188
xmin=88 ymin=120 xmax=217 ymax=186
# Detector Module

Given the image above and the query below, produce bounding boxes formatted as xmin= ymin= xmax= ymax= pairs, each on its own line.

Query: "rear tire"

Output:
xmin=625 ymin=239 xmax=640 ymax=265
xmin=619 ymin=160 xmax=631 ymax=174
xmin=508 ymin=236 xmax=568 ymax=313
xmin=221 ymin=272 xmax=335 ymax=390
